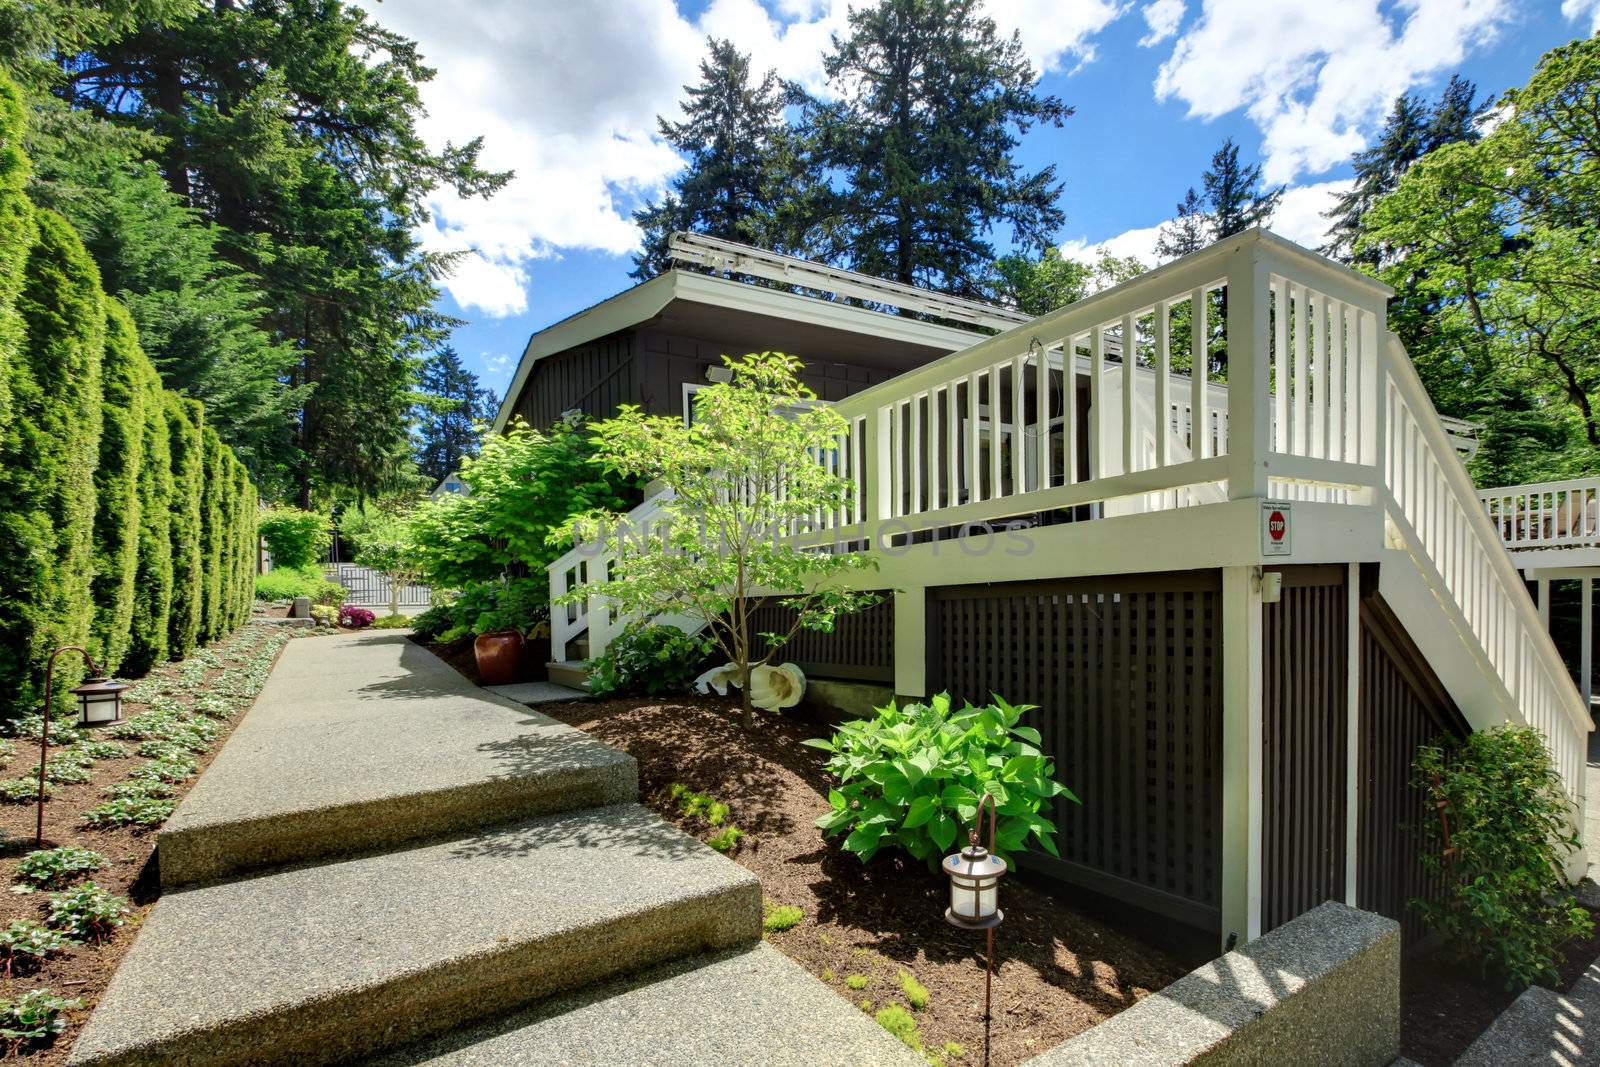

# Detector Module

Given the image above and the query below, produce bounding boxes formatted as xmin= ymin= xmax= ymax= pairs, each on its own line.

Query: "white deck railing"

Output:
xmin=1480 ymin=477 xmax=1600 ymax=551
xmin=549 ymin=229 xmax=1589 ymax=794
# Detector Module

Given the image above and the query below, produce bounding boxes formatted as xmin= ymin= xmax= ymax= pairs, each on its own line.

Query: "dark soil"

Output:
xmin=542 ymin=695 xmax=1192 ymax=1065
xmin=0 ymin=623 xmax=297 ymax=1063
xmin=1400 ymin=906 xmax=1600 ymax=1065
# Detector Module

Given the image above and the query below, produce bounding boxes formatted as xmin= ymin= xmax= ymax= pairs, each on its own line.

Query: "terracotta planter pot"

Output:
xmin=473 ymin=630 xmax=524 ymax=686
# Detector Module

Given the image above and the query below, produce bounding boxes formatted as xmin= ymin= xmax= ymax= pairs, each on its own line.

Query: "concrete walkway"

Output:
xmin=68 ymin=630 xmax=918 ymax=1067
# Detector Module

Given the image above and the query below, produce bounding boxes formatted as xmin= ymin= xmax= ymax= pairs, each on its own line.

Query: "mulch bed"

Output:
xmin=540 ymin=695 xmax=1194 ymax=1065
xmin=1400 ymin=907 xmax=1600 ymax=1065
xmin=0 ymin=623 xmax=303 ymax=1063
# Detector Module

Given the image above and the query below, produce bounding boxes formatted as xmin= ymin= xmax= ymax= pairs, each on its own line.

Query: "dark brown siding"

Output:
xmin=930 ymin=573 xmax=1224 ymax=931
xmin=633 ymin=330 xmax=896 ymax=417
xmin=512 ymin=331 xmax=635 ymax=429
xmin=745 ymin=595 xmax=894 ymax=683
xmin=1357 ymin=590 xmax=1468 ymax=943
xmin=1261 ymin=566 xmax=1348 ymax=933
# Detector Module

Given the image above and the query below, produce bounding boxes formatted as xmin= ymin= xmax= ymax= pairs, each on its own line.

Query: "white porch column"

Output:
xmin=1220 ymin=566 xmax=1263 ymax=949
xmin=1225 ymin=243 xmax=1271 ymax=501
xmin=1583 ymin=577 xmax=1593 ymax=712
xmin=892 ymin=587 xmax=927 ymax=702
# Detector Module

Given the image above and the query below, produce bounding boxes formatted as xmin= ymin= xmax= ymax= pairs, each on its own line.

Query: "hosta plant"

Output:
xmin=72 ymin=741 xmax=130 ymax=761
xmin=807 ymin=694 xmax=1075 ymax=867
xmin=0 ymin=779 xmax=46 ymax=804
xmin=45 ymin=884 xmax=127 ymax=942
xmin=81 ymin=794 xmax=176 ymax=830
xmin=42 ymin=754 xmax=91 ymax=785
xmin=13 ymin=847 xmax=106 ymax=892
xmin=128 ymin=757 xmax=198 ymax=783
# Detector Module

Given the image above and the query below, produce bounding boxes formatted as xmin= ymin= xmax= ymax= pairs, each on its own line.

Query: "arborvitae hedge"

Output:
xmin=166 ymin=396 xmax=204 ymax=661
xmin=91 ymin=300 xmax=146 ymax=672
xmin=1 ymin=210 xmax=105 ymax=709
xmin=0 ymin=68 xmax=260 ymax=717
xmin=125 ymin=356 xmax=173 ymax=676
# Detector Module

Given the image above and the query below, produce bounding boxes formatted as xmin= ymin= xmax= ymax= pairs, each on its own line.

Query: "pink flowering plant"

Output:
xmin=338 ymin=605 xmax=375 ymax=628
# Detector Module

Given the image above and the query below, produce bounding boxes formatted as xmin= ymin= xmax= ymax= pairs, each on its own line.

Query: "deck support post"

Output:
xmin=893 ymin=586 xmax=927 ymax=703
xmin=1220 ymin=565 xmax=1263 ymax=949
xmin=1538 ymin=577 xmax=1551 ymax=628
xmin=1225 ymin=241 xmax=1271 ymax=501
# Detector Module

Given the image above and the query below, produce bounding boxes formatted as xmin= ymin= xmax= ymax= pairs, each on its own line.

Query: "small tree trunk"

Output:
xmin=388 ymin=577 xmax=399 ymax=619
xmin=739 ymin=663 xmax=754 ymax=727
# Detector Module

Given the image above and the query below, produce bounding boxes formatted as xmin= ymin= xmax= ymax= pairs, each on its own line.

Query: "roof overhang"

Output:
xmin=491 ymin=270 xmax=987 ymax=432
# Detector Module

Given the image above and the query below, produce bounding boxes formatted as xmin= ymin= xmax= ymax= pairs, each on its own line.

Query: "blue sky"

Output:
xmin=352 ymin=0 xmax=1600 ymax=402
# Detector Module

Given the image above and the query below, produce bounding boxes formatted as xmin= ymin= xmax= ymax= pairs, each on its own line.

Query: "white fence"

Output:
xmin=1480 ymin=477 xmax=1600 ymax=551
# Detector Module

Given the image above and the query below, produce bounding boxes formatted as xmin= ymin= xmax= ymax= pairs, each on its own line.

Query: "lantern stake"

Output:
xmin=943 ymin=790 xmax=1003 ymax=1067
xmin=34 ymin=647 xmax=126 ymax=847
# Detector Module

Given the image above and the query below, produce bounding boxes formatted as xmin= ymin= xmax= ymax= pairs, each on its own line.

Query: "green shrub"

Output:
xmin=257 ymin=506 xmax=330 ymax=570
xmin=89 ymin=301 xmax=147 ymax=673
xmin=763 ymin=902 xmax=803 ymax=933
xmin=254 ymin=565 xmax=343 ymax=604
xmin=0 ymin=988 xmax=80 ymax=1050
xmin=198 ymin=428 xmax=225 ymax=641
xmin=1415 ymin=725 xmax=1592 ymax=988
xmin=0 ymin=921 xmax=69 ymax=975
xmin=587 ymin=622 xmax=713 ymax=698
xmin=875 ymin=1004 xmax=923 ymax=1052
xmin=407 ymin=601 xmax=455 ymax=642
xmin=123 ymin=358 xmax=173 ymax=675
xmin=13 ymin=846 xmax=105 ymax=891
xmin=808 ymin=693 xmax=1074 ymax=866
xmin=165 ymin=394 xmax=204 ymax=659
xmin=371 ymin=613 xmax=411 ymax=629
xmin=45 ymin=883 xmax=126 ymax=942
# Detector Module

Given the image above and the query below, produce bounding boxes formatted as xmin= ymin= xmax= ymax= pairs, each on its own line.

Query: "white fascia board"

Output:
xmin=492 ymin=271 xmax=986 ymax=432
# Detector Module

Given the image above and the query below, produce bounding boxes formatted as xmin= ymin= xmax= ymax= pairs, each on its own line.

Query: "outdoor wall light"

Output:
xmin=35 ymin=647 xmax=127 ymax=845
xmin=943 ymin=791 xmax=1006 ymax=1067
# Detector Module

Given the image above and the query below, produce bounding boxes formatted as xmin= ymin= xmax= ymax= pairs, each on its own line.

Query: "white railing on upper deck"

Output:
xmin=548 ymin=229 xmax=1589 ymax=794
xmin=1480 ymin=477 xmax=1600 ymax=551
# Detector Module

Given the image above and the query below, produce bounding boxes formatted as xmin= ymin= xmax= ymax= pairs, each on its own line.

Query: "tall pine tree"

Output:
xmin=1157 ymin=138 xmax=1282 ymax=259
xmin=414 ymin=346 xmax=495 ymax=483
xmin=633 ymin=38 xmax=817 ymax=279
xmin=806 ymin=0 xmax=1070 ymax=295
xmin=1324 ymin=76 xmax=1484 ymax=264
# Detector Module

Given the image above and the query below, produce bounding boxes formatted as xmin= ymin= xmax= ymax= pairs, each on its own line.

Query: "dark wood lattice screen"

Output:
xmin=744 ymin=595 xmax=894 ymax=683
xmin=1357 ymin=592 xmax=1468 ymax=943
xmin=930 ymin=573 xmax=1223 ymax=930
xmin=1261 ymin=567 xmax=1349 ymax=933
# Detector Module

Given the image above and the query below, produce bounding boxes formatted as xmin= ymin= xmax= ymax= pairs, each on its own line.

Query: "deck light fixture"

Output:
xmin=943 ymin=790 xmax=1006 ymax=1067
xmin=34 ymin=647 xmax=127 ymax=846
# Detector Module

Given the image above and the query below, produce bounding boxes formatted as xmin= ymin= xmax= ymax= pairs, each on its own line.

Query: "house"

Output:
xmin=542 ymin=229 xmax=1591 ymax=956
xmin=493 ymin=233 xmax=1017 ymax=434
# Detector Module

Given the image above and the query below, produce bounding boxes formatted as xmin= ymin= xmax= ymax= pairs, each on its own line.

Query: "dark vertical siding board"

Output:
xmin=743 ymin=595 xmax=894 ymax=682
xmin=1261 ymin=568 xmax=1348 ymax=934
xmin=1356 ymin=593 xmax=1467 ymax=943
xmin=930 ymin=572 xmax=1224 ymax=930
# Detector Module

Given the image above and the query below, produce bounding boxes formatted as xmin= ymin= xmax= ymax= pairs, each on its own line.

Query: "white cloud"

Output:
xmin=355 ymin=0 xmax=1131 ymax=318
xmin=1152 ymin=0 xmax=1512 ymax=184
xmin=1565 ymin=0 xmax=1600 ymax=33
xmin=1059 ymin=178 xmax=1352 ymax=271
xmin=1139 ymin=0 xmax=1185 ymax=47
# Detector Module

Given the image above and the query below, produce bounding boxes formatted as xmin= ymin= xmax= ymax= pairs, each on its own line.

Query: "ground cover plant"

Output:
xmin=0 ymin=621 xmax=291 ymax=1061
xmin=537 ymin=693 xmax=1191 ymax=1065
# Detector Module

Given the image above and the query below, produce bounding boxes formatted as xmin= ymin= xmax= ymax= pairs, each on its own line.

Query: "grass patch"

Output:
xmin=763 ymin=902 xmax=803 ymax=933
xmin=875 ymin=1004 xmax=923 ymax=1053
xmin=844 ymin=974 xmax=869 ymax=990
xmin=899 ymin=970 xmax=930 ymax=1011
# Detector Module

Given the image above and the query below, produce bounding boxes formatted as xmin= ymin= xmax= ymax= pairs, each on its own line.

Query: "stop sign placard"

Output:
xmin=1261 ymin=500 xmax=1291 ymax=556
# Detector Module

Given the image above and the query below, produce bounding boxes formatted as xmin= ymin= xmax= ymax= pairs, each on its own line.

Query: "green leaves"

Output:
xmin=811 ymin=692 xmax=1075 ymax=869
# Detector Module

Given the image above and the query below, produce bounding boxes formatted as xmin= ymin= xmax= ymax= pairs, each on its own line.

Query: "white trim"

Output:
xmin=1345 ymin=561 xmax=1360 ymax=907
xmin=492 ymin=270 xmax=986 ymax=433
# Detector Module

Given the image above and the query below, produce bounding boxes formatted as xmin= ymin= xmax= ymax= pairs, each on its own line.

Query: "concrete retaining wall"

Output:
xmin=1023 ymin=902 xmax=1400 ymax=1066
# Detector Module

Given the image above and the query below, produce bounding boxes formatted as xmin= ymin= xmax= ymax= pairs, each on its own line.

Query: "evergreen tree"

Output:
xmin=125 ymin=355 xmax=173 ymax=676
xmin=1156 ymin=139 xmax=1282 ymax=259
xmin=1 ymin=210 xmax=105 ymax=712
xmin=415 ymin=346 xmax=495 ymax=483
xmin=90 ymin=300 xmax=147 ymax=671
xmin=165 ymin=394 xmax=204 ymax=660
xmin=1154 ymin=187 xmax=1210 ymax=259
xmin=0 ymin=71 xmax=27 ymax=433
xmin=1324 ymin=76 xmax=1484 ymax=264
xmin=633 ymin=38 xmax=817 ymax=279
xmin=807 ymin=0 xmax=1071 ymax=295
xmin=198 ymin=427 xmax=225 ymax=642
xmin=53 ymin=0 xmax=508 ymax=503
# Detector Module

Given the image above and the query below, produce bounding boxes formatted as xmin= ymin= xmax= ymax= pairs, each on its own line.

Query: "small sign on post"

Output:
xmin=1261 ymin=500 xmax=1291 ymax=557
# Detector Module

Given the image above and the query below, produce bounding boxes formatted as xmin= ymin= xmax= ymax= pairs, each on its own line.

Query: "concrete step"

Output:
xmin=546 ymin=660 xmax=589 ymax=690
xmin=69 ymin=804 xmax=761 ymax=1067
xmin=363 ymin=943 xmax=926 ymax=1067
xmin=1453 ymin=954 xmax=1600 ymax=1065
xmin=157 ymin=631 xmax=635 ymax=887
